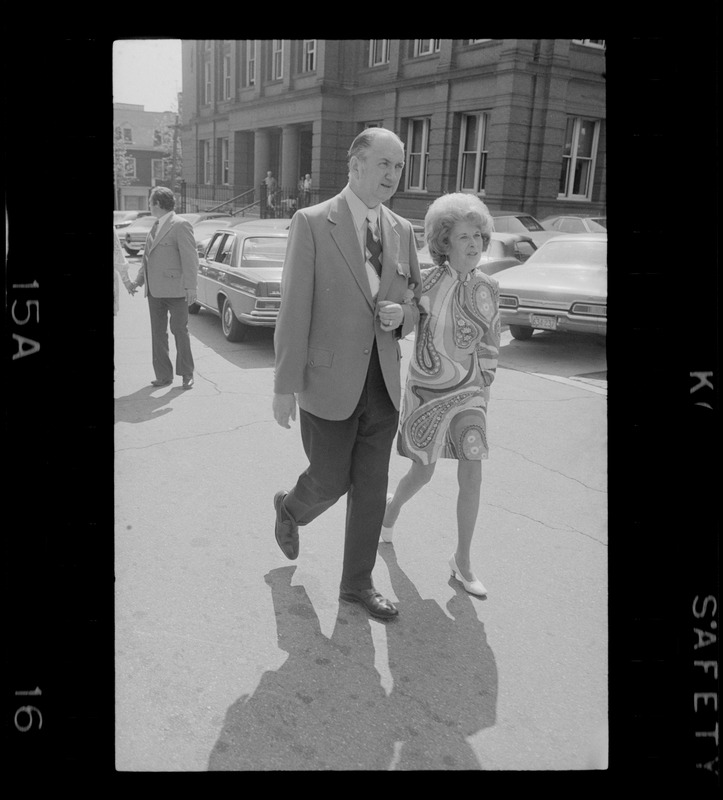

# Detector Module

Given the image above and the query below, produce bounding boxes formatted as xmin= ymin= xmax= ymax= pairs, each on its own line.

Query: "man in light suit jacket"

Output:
xmin=272 ymin=128 xmax=422 ymax=620
xmin=133 ymin=187 xmax=198 ymax=390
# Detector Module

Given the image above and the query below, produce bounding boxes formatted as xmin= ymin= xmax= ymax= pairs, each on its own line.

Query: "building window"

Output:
xmin=203 ymin=59 xmax=212 ymax=104
xmin=369 ymin=40 xmax=390 ymax=66
xmin=201 ymin=140 xmax=211 ymax=184
xmin=219 ymin=138 xmax=229 ymax=184
xmin=153 ymin=129 xmax=162 ymax=146
xmin=558 ymin=117 xmax=600 ymax=200
xmin=405 ymin=118 xmax=431 ymax=191
xmin=223 ymin=52 xmax=232 ymax=99
xmin=458 ymin=113 xmax=489 ymax=193
xmin=152 ymin=159 xmax=164 ymax=185
xmin=572 ymin=39 xmax=606 ymax=48
xmin=413 ymin=39 xmax=440 ymax=57
xmin=123 ymin=127 xmax=133 ymax=143
xmin=125 ymin=156 xmax=137 ymax=179
xmin=272 ymin=40 xmax=284 ymax=80
xmin=302 ymin=39 xmax=316 ymax=72
xmin=463 ymin=39 xmax=491 ymax=46
xmin=245 ymin=40 xmax=256 ymax=87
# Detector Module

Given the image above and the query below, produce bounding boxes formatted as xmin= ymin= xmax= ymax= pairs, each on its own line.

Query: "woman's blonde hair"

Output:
xmin=424 ymin=193 xmax=493 ymax=266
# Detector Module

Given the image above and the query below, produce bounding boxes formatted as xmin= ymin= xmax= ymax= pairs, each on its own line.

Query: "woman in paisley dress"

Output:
xmin=381 ymin=194 xmax=500 ymax=595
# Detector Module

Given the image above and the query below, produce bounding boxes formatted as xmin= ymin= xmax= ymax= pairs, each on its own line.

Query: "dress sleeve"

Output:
xmin=475 ymin=278 xmax=501 ymax=387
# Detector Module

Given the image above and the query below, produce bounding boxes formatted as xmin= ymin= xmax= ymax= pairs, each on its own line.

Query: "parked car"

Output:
xmin=496 ymin=233 xmax=607 ymax=340
xmin=491 ymin=212 xmax=562 ymax=247
xmin=541 ymin=215 xmax=607 ymax=233
xmin=190 ymin=224 xmax=289 ymax=342
xmin=196 ymin=217 xmax=291 ymax=256
xmin=123 ymin=212 xmax=235 ymax=256
xmin=122 ymin=215 xmax=157 ymax=255
xmin=114 ymin=210 xmax=150 ymax=233
xmin=177 ymin=211 xmax=232 ymax=226
xmin=416 ymin=232 xmax=537 ymax=276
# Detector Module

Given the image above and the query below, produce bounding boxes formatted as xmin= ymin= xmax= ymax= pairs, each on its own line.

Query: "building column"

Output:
xmin=254 ymin=129 xmax=271 ymax=190
xmin=280 ymin=125 xmax=300 ymax=189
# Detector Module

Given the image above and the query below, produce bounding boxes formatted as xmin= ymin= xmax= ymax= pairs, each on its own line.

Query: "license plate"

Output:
xmin=530 ymin=314 xmax=557 ymax=330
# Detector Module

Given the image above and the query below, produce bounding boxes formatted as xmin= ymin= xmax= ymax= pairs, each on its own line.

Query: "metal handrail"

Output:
xmin=205 ymin=187 xmax=257 ymax=214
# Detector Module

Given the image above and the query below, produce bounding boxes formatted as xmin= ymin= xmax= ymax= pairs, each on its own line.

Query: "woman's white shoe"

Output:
xmin=380 ymin=494 xmax=395 ymax=543
xmin=449 ymin=556 xmax=487 ymax=596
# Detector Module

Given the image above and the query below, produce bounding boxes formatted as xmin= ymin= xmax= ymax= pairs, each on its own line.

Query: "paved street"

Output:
xmin=114 ymin=260 xmax=607 ymax=771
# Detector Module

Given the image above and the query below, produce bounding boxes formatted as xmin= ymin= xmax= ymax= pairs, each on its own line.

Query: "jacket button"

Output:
xmin=363 ymin=349 xmax=370 ymax=354
xmin=310 ymin=360 xmax=315 ymax=365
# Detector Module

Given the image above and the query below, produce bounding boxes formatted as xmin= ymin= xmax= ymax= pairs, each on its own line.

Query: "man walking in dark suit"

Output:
xmin=272 ymin=128 xmax=422 ymax=620
xmin=132 ymin=187 xmax=198 ymax=390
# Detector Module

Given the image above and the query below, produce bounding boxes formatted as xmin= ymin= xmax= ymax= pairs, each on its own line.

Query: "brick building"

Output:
xmin=114 ymin=103 xmax=179 ymax=210
xmin=179 ymin=39 xmax=606 ymax=220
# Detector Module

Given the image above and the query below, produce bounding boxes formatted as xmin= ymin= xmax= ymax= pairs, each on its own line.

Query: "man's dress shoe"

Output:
xmin=339 ymin=587 xmax=398 ymax=620
xmin=182 ymin=375 xmax=194 ymax=390
xmin=151 ymin=379 xmax=172 ymax=387
xmin=274 ymin=491 xmax=299 ymax=560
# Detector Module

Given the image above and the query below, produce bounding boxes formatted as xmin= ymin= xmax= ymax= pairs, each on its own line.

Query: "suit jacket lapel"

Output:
xmin=329 ymin=196 xmax=375 ymax=309
xmin=148 ymin=213 xmax=174 ymax=253
xmin=378 ymin=206 xmax=400 ymax=300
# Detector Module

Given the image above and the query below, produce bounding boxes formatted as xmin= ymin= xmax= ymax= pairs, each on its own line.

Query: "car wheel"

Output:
xmin=220 ymin=296 xmax=248 ymax=342
xmin=510 ymin=325 xmax=534 ymax=341
xmin=188 ymin=302 xmax=201 ymax=315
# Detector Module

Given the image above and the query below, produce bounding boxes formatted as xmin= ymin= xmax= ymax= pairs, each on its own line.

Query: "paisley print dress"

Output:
xmin=397 ymin=264 xmax=501 ymax=464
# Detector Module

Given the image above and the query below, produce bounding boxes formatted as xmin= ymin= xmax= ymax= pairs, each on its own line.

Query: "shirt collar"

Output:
xmin=156 ymin=210 xmax=173 ymax=228
xmin=342 ymin=184 xmax=380 ymax=230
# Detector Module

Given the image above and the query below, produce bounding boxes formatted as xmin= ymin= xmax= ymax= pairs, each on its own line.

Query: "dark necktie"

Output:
xmin=149 ymin=220 xmax=159 ymax=243
xmin=365 ymin=214 xmax=382 ymax=277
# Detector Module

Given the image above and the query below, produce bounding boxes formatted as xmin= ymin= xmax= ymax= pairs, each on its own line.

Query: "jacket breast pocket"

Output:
xmin=308 ymin=347 xmax=334 ymax=368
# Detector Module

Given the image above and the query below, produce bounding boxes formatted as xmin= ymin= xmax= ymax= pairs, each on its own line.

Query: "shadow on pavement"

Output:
xmin=188 ymin=309 xmax=275 ymax=372
xmin=114 ymin=385 xmax=178 ymax=424
xmin=208 ymin=556 xmax=497 ymax=771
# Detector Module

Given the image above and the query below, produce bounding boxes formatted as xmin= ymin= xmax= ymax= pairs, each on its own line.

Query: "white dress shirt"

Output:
xmin=341 ymin=184 xmax=381 ymax=299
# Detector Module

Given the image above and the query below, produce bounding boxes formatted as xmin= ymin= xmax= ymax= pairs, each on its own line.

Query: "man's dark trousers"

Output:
xmin=147 ymin=292 xmax=194 ymax=382
xmin=283 ymin=342 xmax=398 ymax=590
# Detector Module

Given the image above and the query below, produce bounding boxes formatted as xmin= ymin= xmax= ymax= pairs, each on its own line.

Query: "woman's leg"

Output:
xmin=383 ymin=461 xmax=436 ymax=526
xmin=454 ymin=460 xmax=482 ymax=580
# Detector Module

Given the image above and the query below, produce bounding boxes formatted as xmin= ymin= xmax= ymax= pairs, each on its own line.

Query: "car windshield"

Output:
xmin=132 ymin=216 xmax=156 ymax=229
xmin=241 ymin=237 xmax=287 ymax=262
xmin=515 ymin=216 xmax=545 ymax=232
xmin=588 ymin=218 xmax=607 ymax=231
xmin=529 ymin=240 xmax=607 ymax=267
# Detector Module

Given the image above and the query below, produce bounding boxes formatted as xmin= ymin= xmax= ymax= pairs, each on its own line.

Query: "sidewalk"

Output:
xmin=114 ymin=285 xmax=607 ymax=770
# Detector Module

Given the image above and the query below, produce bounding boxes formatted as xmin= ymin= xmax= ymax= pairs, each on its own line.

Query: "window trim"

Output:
xmin=369 ymin=39 xmax=390 ymax=67
xmin=246 ymin=40 xmax=256 ymax=87
xmin=272 ymin=39 xmax=284 ymax=81
xmin=405 ymin=118 xmax=431 ymax=192
xmin=302 ymin=39 xmax=316 ymax=72
xmin=413 ymin=39 xmax=440 ymax=58
xmin=222 ymin=52 xmax=232 ymax=99
xmin=203 ymin=58 xmax=212 ymax=104
xmin=457 ymin=112 xmax=489 ymax=194
xmin=151 ymin=158 xmax=164 ymax=185
xmin=201 ymin=140 xmax=211 ymax=185
xmin=557 ymin=117 xmax=601 ymax=201
xmin=572 ymin=39 xmax=606 ymax=49
xmin=220 ymin=137 xmax=229 ymax=185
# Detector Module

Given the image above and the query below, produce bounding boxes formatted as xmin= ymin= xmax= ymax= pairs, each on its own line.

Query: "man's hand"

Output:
xmin=377 ymin=300 xmax=403 ymax=330
xmin=186 ymin=289 xmax=197 ymax=305
xmin=125 ymin=280 xmax=137 ymax=296
xmin=273 ymin=393 xmax=297 ymax=429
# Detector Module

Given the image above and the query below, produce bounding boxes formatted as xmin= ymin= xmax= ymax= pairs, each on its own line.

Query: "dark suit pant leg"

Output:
xmin=282 ymin=345 xmax=398 ymax=590
xmin=168 ymin=297 xmax=194 ymax=377
xmin=341 ymin=347 xmax=398 ymax=590
xmin=147 ymin=294 xmax=173 ymax=383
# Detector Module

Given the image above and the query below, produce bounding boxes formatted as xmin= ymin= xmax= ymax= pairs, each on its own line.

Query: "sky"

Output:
xmin=113 ymin=39 xmax=182 ymax=113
